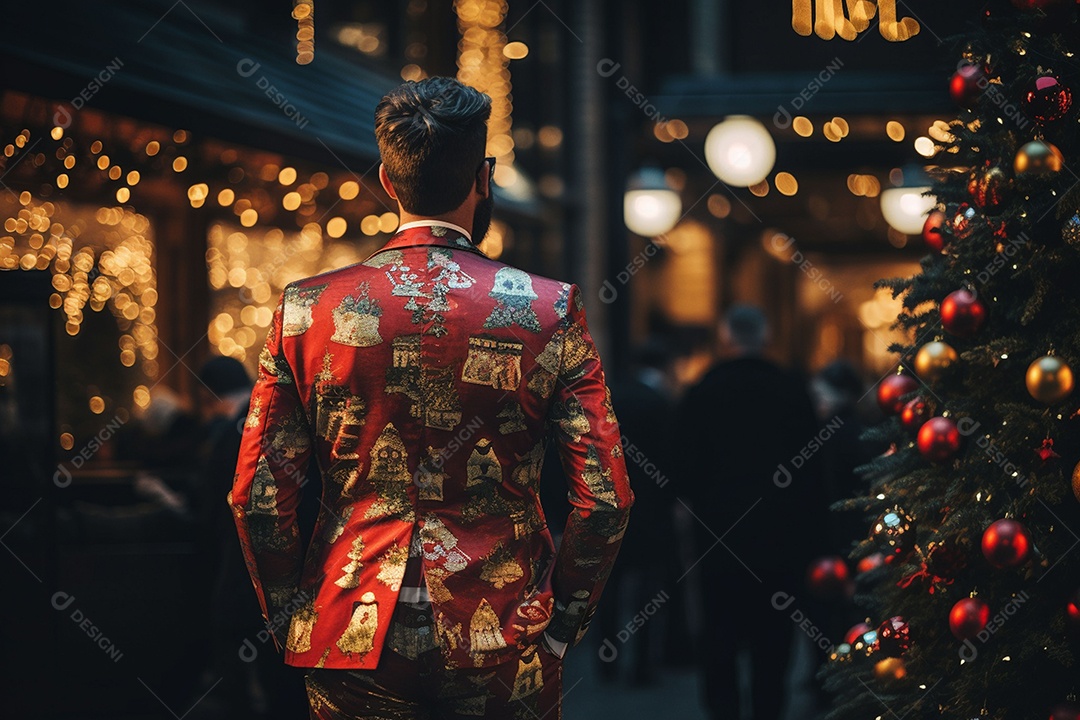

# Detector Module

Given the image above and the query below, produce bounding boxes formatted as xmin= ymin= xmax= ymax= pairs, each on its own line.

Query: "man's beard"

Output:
xmin=471 ymin=192 xmax=494 ymax=245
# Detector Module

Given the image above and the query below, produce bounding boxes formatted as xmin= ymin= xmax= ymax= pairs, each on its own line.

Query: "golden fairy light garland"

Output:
xmin=294 ymin=1 xmax=314 ymax=65
xmin=454 ymin=0 xmax=515 ymax=166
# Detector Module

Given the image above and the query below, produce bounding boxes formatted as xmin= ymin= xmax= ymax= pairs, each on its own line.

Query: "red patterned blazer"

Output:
xmin=229 ymin=224 xmax=633 ymax=670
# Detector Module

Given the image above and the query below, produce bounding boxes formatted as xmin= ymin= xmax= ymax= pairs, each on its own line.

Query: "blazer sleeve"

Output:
xmin=227 ymin=293 xmax=313 ymax=650
xmin=545 ymin=284 xmax=634 ymax=644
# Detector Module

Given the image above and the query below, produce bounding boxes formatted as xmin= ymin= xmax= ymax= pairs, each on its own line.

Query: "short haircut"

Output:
xmin=724 ymin=304 xmax=768 ymax=351
xmin=374 ymin=77 xmax=492 ymax=216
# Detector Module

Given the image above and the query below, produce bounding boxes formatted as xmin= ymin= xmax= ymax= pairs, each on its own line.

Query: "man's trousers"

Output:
xmin=304 ymin=602 xmax=563 ymax=719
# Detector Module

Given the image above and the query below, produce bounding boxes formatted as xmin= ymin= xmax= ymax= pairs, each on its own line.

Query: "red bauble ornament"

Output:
xmin=858 ymin=552 xmax=886 ymax=573
xmin=940 ymin=289 xmax=988 ymax=338
xmin=951 ymin=203 xmax=977 ymax=239
xmin=949 ymin=597 xmax=990 ymax=641
xmin=875 ymin=616 xmax=911 ymax=656
xmin=1066 ymin=589 xmax=1080 ymax=632
xmin=877 ymin=373 xmax=918 ymax=415
xmin=806 ymin=556 xmax=851 ymax=600
xmin=1025 ymin=75 xmax=1073 ymax=124
xmin=982 ymin=519 xmax=1032 ymax=568
xmin=922 ymin=210 xmax=948 ymax=252
xmin=845 ymin=622 xmax=873 ymax=646
xmin=968 ymin=166 xmax=1010 ymax=213
xmin=950 ymin=63 xmax=986 ymax=107
xmin=917 ymin=417 xmax=962 ymax=462
xmin=1050 ymin=703 xmax=1080 ymax=720
xmin=900 ymin=397 xmax=931 ymax=432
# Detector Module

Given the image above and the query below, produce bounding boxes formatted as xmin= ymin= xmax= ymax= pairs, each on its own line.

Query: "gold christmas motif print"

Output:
xmin=258 ymin=345 xmax=294 ymax=384
xmin=331 ymin=282 xmax=383 ymax=347
xmin=321 ymin=505 xmax=354 ymax=544
xmin=551 ymin=396 xmax=591 ymax=443
xmin=484 ymin=267 xmax=541 ymax=333
xmin=385 ymin=336 xmax=463 ymax=430
xmin=286 ymin=599 xmax=318 ymax=653
xmin=497 ymin=401 xmax=527 ymax=434
xmin=480 ymin=542 xmax=524 ymax=589
xmin=363 ymin=423 xmax=414 ymax=522
xmin=509 ymin=503 xmax=545 ymax=541
xmin=376 ymin=545 xmax=409 ymax=591
xmin=421 ymin=515 xmax=471 ymax=573
xmin=336 ymin=592 xmax=378 ymax=657
xmin=463 ymin=439 xmax=514 ymax=523
xmin=270 ymin=406 xmax=310 ymax=460
xmin=509 ymin=649 xmax=544 ymax=700
xmin=428 ymin=247 xmax=475 ymax=289
xmin=282 ymin=283 xmax=326 ymax=337
xmin=510 ymin=440 xmax=546 ymax=489
xmin=421 ymin=367 xmax=463 ymax=431
xmin=245 ymin=397 xmax=263 ymax=429
xmin=461 ymin=335 xmax=524 ymax=391
xmin=249 ymin=456 xmax=279 ymax=515
xmin=559 ymin=323 xmax=596 ymax=381
xmin=421 ymin=515 xmax=471 ymax=604
xmin=334 ymin=535 xmax=365 ymax=589
xmin=385 ymin=334 xmax=421 ymax=394
xmin=582 ymin=445 xmax=618 ymax=507
xmin=415 ymin=446 xmax=450 ymax=501
xmin=553 ymin=282 xmax=571 ymax=319
xmin=468 ymin=438 xmax=503 ymax=484
xmin=469 ymin=598 xmax=508 ymax=657
xmin=514 ymin=597 xmax=552 ymax=636
xmin=362 ymin=248 xmax=403 ymax=268
xmin=526 ymin=335 xmax=562 ymax=399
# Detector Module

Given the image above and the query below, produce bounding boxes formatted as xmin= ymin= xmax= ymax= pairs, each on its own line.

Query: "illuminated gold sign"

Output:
xmin=792 ymin=0 xmax=920 ymax=42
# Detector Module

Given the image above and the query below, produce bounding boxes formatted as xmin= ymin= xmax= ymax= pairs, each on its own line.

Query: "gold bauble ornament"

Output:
xmin=915 ymin=341 xmax=959 ymax=382
xmin=1026 ymin=355 xmax=1074 ymax=404
xmin=1072 ymin=460 xmax=1080 ymax=504
xmin=1014 ymin=140 xmax=1064 ymax=176
xmin=874 ymin=656 xmax=907 ymax=681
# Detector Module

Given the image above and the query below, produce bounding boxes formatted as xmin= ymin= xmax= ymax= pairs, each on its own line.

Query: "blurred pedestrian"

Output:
xmin=810 ymin=360 xmax=873 ymax=552
xmin=597 ymin=339 xmax=677 ymax=685
xmin=677 ymin=305 xmax=826 ymax=720
xmin=189 ymin=355 xmax=308 ymax=720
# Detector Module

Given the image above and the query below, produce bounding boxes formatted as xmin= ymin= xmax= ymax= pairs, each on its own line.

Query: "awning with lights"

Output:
xmin=2 ymin=0 xmax=396 ymax=171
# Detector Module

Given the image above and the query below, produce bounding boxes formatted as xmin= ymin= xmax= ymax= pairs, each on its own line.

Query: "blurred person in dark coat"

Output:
xmin=810 ymin=360 xmax=874 ymax=552
xmin=596 ymin=340 xmax=677 ymax=685
xmin=188 ymin=356 xmax=308 ymax=720
xmin=677 ymin=305 xmax=826 ymax=720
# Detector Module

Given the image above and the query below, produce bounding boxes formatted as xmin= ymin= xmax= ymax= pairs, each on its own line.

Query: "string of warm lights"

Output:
xmin=454 ymin=0 xmax=516 ymax=172
xmin=294 ymin=0 xmax=315 ymax=65
xmin=0 ymin=93 xmax=400 ymax=444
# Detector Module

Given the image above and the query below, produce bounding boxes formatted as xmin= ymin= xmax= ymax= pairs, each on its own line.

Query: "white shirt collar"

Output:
xmin=396 ymin=219 xmax=472 ymax=242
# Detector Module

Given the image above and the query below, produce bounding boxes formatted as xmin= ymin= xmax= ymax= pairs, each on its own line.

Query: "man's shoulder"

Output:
xmin=282 ymin=262 xmax=368 ymax=295
xmin=456 ymin=253 xmax=574 ymax=301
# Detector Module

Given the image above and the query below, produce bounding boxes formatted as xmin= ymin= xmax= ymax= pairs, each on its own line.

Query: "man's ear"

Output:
xmin=379 ymin=164 xmax=398 ymax=200
xmin=477 ymin=159 xmax=492 ymax=199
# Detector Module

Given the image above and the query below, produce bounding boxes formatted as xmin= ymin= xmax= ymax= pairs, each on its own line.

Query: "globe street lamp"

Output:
xmin=704 ymin=115 xmax=776 ymax=187
xmin=624 ymin=167 xmax=682 ymax=237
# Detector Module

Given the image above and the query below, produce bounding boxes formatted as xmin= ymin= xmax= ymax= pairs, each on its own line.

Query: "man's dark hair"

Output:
xmin=375 ymin=77 xmax=492 ymax=216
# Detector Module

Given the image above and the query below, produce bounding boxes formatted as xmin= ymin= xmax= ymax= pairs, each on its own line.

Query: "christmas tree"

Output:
xmin=823 ymin=3 xmax=1080 ymax=719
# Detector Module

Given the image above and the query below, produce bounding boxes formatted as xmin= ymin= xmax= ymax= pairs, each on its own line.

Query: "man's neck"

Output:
xmin=396 ymin=210 xmax=474 ymax=238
